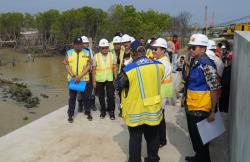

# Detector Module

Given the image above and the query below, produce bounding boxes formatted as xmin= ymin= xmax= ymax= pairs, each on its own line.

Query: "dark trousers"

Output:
xmin=168 ymin=51 xmax=173 ymax=63
xmin=186 ymin=112 xmax=211 ymax=162
xmin=68 ymin=82 xmax=91 ymax=117
xmin=96 ymin=81 xmax=115 ymax=113
xmin=159 ymin=110 xmax=167 ymax=145
xmin=128 ymin=125 xmax=160 ymax=162
xmin=89 ymin=71 xmax=95 ymax=108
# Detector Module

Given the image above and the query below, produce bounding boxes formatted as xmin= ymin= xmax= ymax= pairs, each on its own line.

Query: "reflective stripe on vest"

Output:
xmin=162 ymin=75 xmax=172 ymax=84
xmin=135 ymin=64 xmax=161 ymax=106
xmin=128 ymin=109 xmax=162 ymax=123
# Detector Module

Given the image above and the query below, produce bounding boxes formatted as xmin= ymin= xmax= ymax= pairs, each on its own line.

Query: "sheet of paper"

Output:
xmin=197 ymin=111 xmax=225 ymax=144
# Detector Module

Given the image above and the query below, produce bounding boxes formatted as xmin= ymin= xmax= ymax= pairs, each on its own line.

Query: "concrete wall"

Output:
xmin=229 ymin=32 xmax=250 ymax=162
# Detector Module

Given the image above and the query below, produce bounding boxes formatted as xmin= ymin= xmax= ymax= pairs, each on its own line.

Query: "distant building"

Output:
xmin=20 ymin=30 xmax=39 ymax=40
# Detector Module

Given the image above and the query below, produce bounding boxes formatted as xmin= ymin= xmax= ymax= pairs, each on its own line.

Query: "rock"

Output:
xmin=1 ymin=77 xmax=39 ymax=108
xmin=40 ymin=93 xmax=49 ymax=98
xmin=11 ymin=78 xmax=19 ymax=82
xmin=23 ymin=116 xmax=29 ymax=120
xmin=25 ymin=97 xmax=40 ymax=108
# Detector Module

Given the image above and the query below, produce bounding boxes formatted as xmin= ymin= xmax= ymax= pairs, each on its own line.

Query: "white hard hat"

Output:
xmin=121 ymin=34 xmax=131 ymax=43
xmin=99 ymin=38 xmax=109 ymax=47
xmin=188 ymin=33 xmax=209 ymax=47
xmin=130 ymin=36 xmax=135 ymax=43
xmin=81 ymin=36 xmax=89 ymax=43
xmin=206 ymin=49 xmax=216 ymax=61
xmin=113 ymin=36 xmax=121 ymax=44
xmin=152 ymin=38 xmax=168 ymax=49
xmin=208 ymin=40 xmax=216 ymax=50
xmin=221 ymin=45 xmax=226 ymax=49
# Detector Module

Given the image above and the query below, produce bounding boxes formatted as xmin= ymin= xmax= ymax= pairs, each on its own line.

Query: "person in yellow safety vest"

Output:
xmin=110 ymin=36 xmax=124 ymax=73
xmin=121 ymin=34 xmax=133 ymax=68
xmin=110 ymin=36 xmax=125 ymax=117
xmin=76 ymin=36 xmax=97 ymax=112
xmin=115 ymin=40 xmax=165 ymax=162
xmin=152 ymin=38 xmax=172 ymax=148
xmin=185 ymin=34 xmax=221 ymax=162
xmin=63 ymin=37 xmax=92 ymax=123
xmin=92 ymin=38 xmax=118 ymax=120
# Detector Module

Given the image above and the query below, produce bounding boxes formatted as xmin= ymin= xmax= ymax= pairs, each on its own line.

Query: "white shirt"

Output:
xmin=158 ymin=56 xmax=171 ymax=80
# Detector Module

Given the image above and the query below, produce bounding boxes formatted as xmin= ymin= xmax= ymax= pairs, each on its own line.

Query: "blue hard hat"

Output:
xmin=74 ymin=37 xmax=83 ymax=44
xmin=130 ymin=40 xmax=142 ymax=52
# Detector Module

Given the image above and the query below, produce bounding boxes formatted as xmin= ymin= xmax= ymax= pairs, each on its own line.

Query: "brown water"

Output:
xmin=0 ymin=49 xmax=68 ymax=136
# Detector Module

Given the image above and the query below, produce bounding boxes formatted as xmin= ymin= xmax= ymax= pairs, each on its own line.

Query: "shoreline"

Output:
xmin=0 ymin=48 xmax=68 ymax=137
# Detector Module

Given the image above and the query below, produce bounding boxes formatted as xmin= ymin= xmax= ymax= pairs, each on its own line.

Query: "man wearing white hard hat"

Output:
xmin=207 ymin=40 xmax=224 ymax=78
xmin=92 ymin=39 xmax=117 ymax=120
xmin=184 ymin=34 xmax=221 ymax=162
xmin=111 ymin=36 xmax=125 ymax=117
xmin=78 ymin=36 xmax=96 ymax=112
xmin=121 ymin=34 xmax=133 ymax=71
xmin=152 ymin=38 xmax=172 ymax=148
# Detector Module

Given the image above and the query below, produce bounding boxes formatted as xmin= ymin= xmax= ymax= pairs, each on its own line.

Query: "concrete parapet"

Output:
xmin=229 ymin=31 xmax=250 ymax=162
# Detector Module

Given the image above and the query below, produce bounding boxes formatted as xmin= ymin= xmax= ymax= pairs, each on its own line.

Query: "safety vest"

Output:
xmin=158 ymin=56 xmax=173 ymax=98
xmin=187 ymin=54 xmax=216 ymax=112
xmin=111 ymin=48 xmax=127 ymax=73
xmin=121 ymin=56 xmax=165 ymax=127
xmin=66 ymin=49 xmax=90 ymax=81
xmin=95 ymin=52 xmax=114 ymax=82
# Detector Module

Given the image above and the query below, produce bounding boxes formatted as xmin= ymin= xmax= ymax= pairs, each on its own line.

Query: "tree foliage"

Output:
xmin=0 ymin=5 xmax=179 ymax=48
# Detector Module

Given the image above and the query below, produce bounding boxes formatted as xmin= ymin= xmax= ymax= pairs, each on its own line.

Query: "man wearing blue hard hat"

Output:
xmin=63 ymin=36 xmax=93 ymax=123
xmin=115 ymin=40 xmax=166 ymax=162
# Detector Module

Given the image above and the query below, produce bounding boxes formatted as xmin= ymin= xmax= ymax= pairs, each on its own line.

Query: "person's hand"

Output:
xmin=93 ymin=81 xmax=96 ymax=89
xmin=207 ymin=112 xmax=215 ymax=122
xmin=74 ymin=76 xmax=81 ymax=83
xmin=89 ymin=59 xmax=93 ymax=65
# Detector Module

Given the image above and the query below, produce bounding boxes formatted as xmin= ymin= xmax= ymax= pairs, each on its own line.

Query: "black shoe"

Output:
xmin=185 ymin=156 xmax=198 ymax=162
xmin=100 ymin=112 xmax=106 ymax=119
xmin=68 ymin=116 xmax=73 ymax=123
xmin=118 ymin=112 xmax=122 ymax=117
xmin=159 ymin=141 xmax=167 ymax=148
xmin=87 ymin=115 xmax=93 ymax=121
xmin=110 ymin=113 xmax=115 ymax=120
xmin=84 ymin=111 xmax=88 ymax=116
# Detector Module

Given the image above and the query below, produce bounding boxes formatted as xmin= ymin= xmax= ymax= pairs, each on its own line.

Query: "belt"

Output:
xmin=186 ymin=110 xmax=209 ymax=117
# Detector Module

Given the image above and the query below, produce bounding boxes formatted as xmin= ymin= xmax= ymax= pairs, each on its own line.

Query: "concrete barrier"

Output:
xmin=229 ymin=31 xmax=250 ymax=162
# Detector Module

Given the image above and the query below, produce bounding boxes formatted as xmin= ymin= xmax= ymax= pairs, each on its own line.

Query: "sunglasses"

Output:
xmin=152 ymin=47 xmax=159 ymax=51
xmin=101 ymin=47 xmax=109 ymax=49
xmin=188 ymin=46 xmax=198 ymax=51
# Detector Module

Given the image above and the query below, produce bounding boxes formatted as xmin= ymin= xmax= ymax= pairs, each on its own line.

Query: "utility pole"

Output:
xmin=205 ymin=5 xmax=208 ymax=35
xmin=212 ymin=11 xmax=215 ymax=27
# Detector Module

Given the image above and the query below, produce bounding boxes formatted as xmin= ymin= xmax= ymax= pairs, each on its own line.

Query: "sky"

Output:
xmin=0 ymin=0 xmax=249 ymax=26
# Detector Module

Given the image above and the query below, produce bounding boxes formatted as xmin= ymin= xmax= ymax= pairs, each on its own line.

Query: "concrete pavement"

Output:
xmin=0 ymin=104 xmax=228 ymax=162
